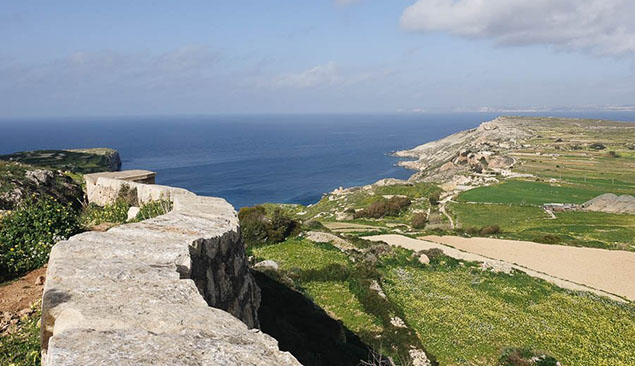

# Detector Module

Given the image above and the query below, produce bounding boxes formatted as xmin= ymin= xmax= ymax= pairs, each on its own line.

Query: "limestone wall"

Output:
xmin=41 ymin=176 xmax=300 ymax=365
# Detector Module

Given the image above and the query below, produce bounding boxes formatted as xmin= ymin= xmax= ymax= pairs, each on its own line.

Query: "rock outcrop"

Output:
xmin=394 ymin=117 xmax=531 ymax=181
xmin=41 ymin=174 xmax=300 ymax=365
xmin=582 ymin=193 xmax=635 ymax=214
xmin=0 ymin=162 xmax=83 ymax=210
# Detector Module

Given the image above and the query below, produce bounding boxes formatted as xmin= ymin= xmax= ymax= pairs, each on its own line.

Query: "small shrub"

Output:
xmin=589 ymin=143 xmax=606 ymax=150
xmin=464 ymin=225 xmax=501 ymax=236
xmin=419 ymin=248 xmax=445 ymax=261
xmin=429 ymin=192 xmax=441 ymax=206
xmin=479 ymin=225 xmax=501 ymax=235
xmin=537 ymin=234 xmax=561 ymax=244
xmin=238 ymin=206 xmax=300 ymax=247
xmin=607 ymin=150 xmax=620 ymax=158
xmin=344 ymin=207 xmax=356 ymax=214
xmin=268 ymin=208 xmax=300 ymax=243
xmin=354 ymin=197 xmax=411 ymax=219
xmin=239 ymin=206 xmax=269 ymax=245
xmin=411 ymin=213 xmax=428 ymax=229
xmin=135 ymin=199 xmax=172 ymax=221
xmin=0 ymin=196 xmax=81 ymax=281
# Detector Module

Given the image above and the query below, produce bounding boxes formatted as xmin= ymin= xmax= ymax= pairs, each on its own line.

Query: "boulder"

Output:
xmin=127 ymin=206 xmax=141 ymax=221
xmin=254 ymin=260 xmax=279 ymax=271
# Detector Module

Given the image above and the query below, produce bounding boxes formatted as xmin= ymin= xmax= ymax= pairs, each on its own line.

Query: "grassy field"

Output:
xmin=252 ymin=237 xmax=635 ymax=365
xmin=382 ymin=262 xmax=635 ymax=366
xmin=449 ymin=202 xmax=635 ymax=249
xmin=457 ymin=179 xmax=624 ymax=206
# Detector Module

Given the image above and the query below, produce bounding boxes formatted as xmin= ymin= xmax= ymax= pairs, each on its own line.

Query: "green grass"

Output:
xmin=458 ymin=180 xmax=616 ymax=206
xmin=449 ymin=202 xmax=635 ymax=249
xmin=252 ymin=237 xmax=349 ymax=271
xmin=303 ymin=281 xmax=383 ymax=335
xmin=382 ymin=264 xmax=635 ymax=366
xmin=252 ymin=238 xmax=425 ymax=361
xmin=253 ymin=237 xmax=635 ymax=365
xmin=0 ymin=307 xmax=41 ymax=366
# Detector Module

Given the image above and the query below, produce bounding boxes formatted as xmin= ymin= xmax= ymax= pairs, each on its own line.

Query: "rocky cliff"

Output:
xmin=41 ymin=176 xmax=300 ymax=365
xmin=394 ymin=117 xmax=531 ymax=182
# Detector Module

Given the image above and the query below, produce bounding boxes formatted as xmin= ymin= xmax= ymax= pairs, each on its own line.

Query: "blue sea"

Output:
xmin=2 ymin=112 xmax=635 ymax=208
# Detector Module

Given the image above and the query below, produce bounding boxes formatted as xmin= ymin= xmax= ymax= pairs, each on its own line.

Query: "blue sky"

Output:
xmin=2 ymin=0 xmax=635 ymax=117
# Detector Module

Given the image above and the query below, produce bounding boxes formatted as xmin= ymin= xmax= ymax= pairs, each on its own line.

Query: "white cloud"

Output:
xmin=270 ymin=62 xmax=393 ymax=89
xmin=273 ymin=62 xmax=341 ymax=88
xmin=401 ymin=0 xmax=635 ymax=56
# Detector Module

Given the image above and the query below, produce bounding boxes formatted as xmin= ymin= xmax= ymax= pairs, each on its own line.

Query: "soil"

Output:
xmin=0 ymin=266 xmax=46 ymax=314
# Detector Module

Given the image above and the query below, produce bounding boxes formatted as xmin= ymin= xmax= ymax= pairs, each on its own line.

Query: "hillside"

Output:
xmin=248 ymin=116 xmax=635 ymax=365
xmin=0 ymin=148 xmax=121 ymax=174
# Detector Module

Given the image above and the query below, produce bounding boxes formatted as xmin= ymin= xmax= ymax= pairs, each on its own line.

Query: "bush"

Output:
xmin=465 ymin=225 xmax=501 ymax=236
xmin=429 ymin=192 xmax=441 ymax=206
xmin=479 ymin=225 xmax=501 ymax=235
xmin=238 ymin=206 xmax=299 ymax=247
xmin=135 ymin=200 xmax=172 ymax=221
xmin=354 ymin=197 xmax=411 ymax=219
xmin=607 ymin=150 xmax=620 ymax=158
xmin=537 ymin=234 xmax=561 ymax=244
xmin=80 ymin=200 xmax=130 ymax=227
xmin=411 ymin=213 xmax=428 ymax=229
xmin=0 ymin=196 xmax=81 ymax=281
xmin=268 ymin=208 xmax=299 ymax=243
xmin=239 ymin=206 xmax=270 ymax=245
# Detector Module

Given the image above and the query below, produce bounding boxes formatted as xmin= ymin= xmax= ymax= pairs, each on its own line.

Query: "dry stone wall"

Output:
xmin=41 ymin=174 xmax=300 ymax=365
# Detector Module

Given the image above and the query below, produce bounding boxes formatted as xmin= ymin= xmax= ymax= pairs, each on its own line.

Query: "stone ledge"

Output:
xmin=41 ymin=178 xmax=300 ymax=365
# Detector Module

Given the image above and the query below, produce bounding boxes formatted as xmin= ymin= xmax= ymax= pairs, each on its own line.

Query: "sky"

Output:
xmin=2 ymin=0 xmax=635 ymax=118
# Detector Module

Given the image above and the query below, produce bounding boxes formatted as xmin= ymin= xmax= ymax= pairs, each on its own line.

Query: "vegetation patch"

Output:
xmin=449 ymin=202 xmax=635 ymax=250
xmin=381 ymin=261 xmax=635 ymax=366
xmin=0 ymin=196 xmax=80 ymax=281
xmin=353 ymin=196 xmax=411 ymax=219
xmin=0 ymin=304 xmax=41 ymax=366
xmin=0 ymin=149 xmax=120 ymax=173
xmin=457 ymin=179 xmax=618 ymax=206
xmin=135 ymin=200 xmax=172 ymax=221
xmin=80 ymin=200 xmax=129 ymax=228
xmin=239 ymin=206 xmax=300 ymax=248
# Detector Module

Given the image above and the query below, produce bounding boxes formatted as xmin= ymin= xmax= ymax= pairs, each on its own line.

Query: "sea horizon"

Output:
xmin=2 ymin=111 xmax=635 ymax=208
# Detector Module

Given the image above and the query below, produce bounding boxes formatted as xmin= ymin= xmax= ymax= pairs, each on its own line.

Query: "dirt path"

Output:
xmin=438 ymin=196 xmax=455 ymax=229
xmin=1 ymin=266 xmax=46 ymax=335
xmin=364 ymin=234 xmax=631 ymax=302
xmin=0 ymin=266 xmax=46 ymax=314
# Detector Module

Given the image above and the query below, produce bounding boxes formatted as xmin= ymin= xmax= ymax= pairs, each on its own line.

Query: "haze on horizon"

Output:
xmin=2 ymin=0 xmax=635 ymax=118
